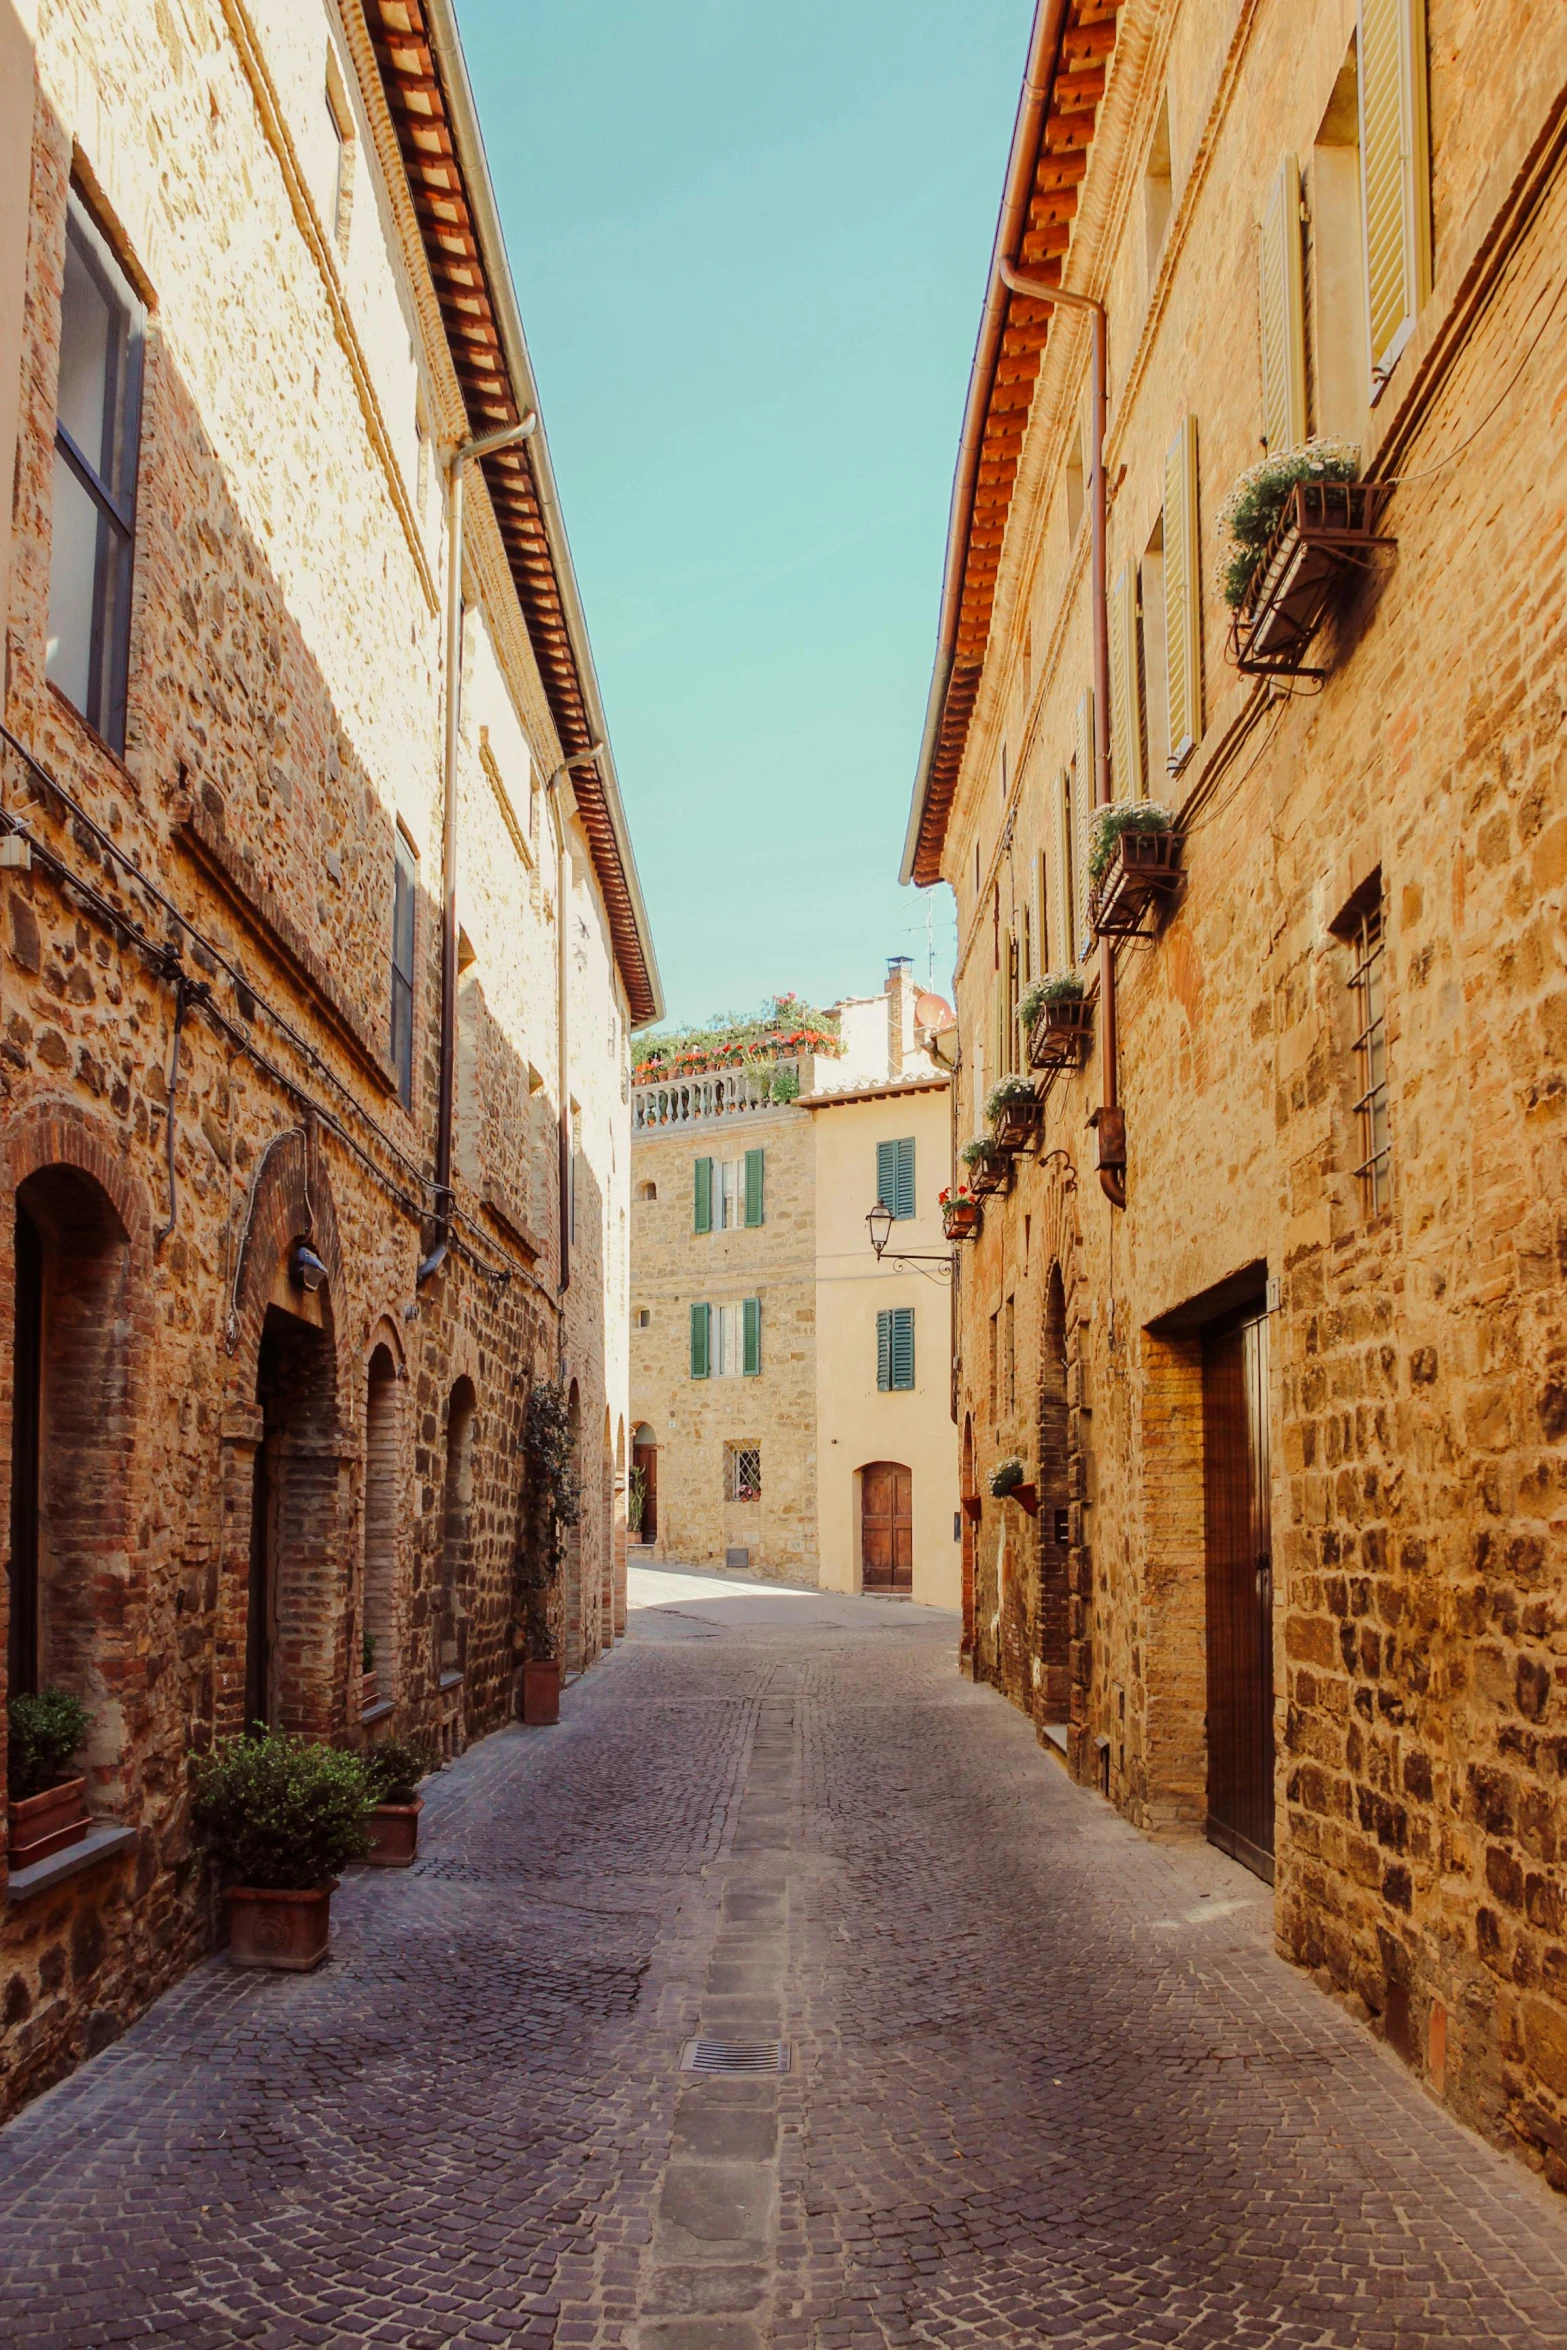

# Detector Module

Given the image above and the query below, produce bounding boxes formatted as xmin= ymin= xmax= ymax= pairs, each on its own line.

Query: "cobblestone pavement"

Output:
xmin=5 ymin=1570 xmax=1567 ymax=2349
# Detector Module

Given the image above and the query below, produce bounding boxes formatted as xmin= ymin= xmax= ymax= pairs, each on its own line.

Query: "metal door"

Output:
xmin=861 ymin=1462 xmax=913 ymax=1595
xmin=1202 ymin=1301 xmax=1274 ymax=1881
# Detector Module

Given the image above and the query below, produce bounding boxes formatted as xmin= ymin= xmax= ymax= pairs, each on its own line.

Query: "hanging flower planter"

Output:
xmin=939 ymin=1186 xmax=982 ymax=1241
xmin=960 ymin=1136 xmax=1009 ymax=1197
xmin=986 ymin=1077 xmax=1044 ymax=1154
xmin=1087 ymin=805 xmax=1183 ymax=941
xmin=1215 ymin=442 xmax=1394 ymax=679
xmin=988 ymin=1456 xmax=1039 ymax=1515
xmin=1021 ymin=974 xmax=1093 ymax=1072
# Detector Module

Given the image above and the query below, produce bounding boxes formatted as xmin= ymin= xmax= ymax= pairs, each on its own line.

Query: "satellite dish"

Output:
xmin=914 ymin=991 xmax=955 ymax=1033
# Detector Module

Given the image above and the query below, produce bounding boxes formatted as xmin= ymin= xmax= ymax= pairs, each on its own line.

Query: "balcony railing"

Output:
xmin=632 ymin=1062 xmax=802 ymax=1132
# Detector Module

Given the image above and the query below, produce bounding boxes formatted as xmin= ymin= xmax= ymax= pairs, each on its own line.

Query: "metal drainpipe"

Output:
xmin=545 ymin=746 xmax=605 ymax=1324
xmin=418 ymin=413 xmax=538 ymax=1287
xmin=997 ymin=262 xmax=1124 ymax=1209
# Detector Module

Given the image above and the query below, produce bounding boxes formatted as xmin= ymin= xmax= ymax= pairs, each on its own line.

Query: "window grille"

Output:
xmin=47 ymin=191 xmax=145 ymax=753
xmin=391 ymin=832 xmax=417 ymax=1107
xmin=1349 ymin=898 xmax=1391 ymax=1213
xmin=724 ymin=1442 xmax=762 ymax=1502
xmin=876 ymin=1137 xmax=916 ymax=1221
xmin=877 ymin=1307 xmax=915 ymax=1392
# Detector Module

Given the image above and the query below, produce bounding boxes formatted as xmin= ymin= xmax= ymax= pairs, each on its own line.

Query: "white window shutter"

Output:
xmin=1163 ymin=416 xmax=1202 ymax=769
xmin=1259 ymin=153 xmax=1307 ymax=452
xmin=1358 ymin=0 xmax=1431 ymax=396
xmin=1109 ymin=567 xmax=1143 ymax=802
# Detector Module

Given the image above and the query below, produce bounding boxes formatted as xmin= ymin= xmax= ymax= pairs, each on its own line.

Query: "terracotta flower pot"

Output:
xmin=522 ymin=1660 xmax=561 ymax=1726
xmin=7 ymin=1775 xmax=89 ymax=1869
xmin=363 ymin=1799 xmax=422 ymax=1867
xmin=224 ymin=1882 xmax=337 ymax=1971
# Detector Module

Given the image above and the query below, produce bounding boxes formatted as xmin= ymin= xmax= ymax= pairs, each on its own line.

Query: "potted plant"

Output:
xmin=1021 ymin=971 xmax=1092 ymax=1071
xmin=522 ymin=1598 xmax=561 ymax=1726
xmin=986 ymin=1075 xmax=1044 ymax=1154
xmin=939 ymin=1183 xmax=982 ymax=1241
xmin=627 ymin=1463 xmax=648 ymax=1541
xmin=961 ymin=1133 xmax=1008 ymax=1197
xmin=1087 ymin=802 xmax=1182 ymax=938
xmin=988 ymin=1456 xmax=1038 ymax=1515
xmin=1218 ymin=440 xmax=1393 ymax=677
xmin=360 ymin=1630 xmax=378 ymax=1716
xmin=361 ymin=1738 xmax=432 ymax=1866
xmin=7 ymin=1688 xmax=91 ymax=1867
xmin=191 ymin=1729 xmax=373 ymax=1971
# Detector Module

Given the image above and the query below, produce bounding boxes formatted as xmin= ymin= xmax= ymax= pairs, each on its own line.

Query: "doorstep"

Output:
xmin=8 ymin=1823 xmax=138 ymax=1904
xmin=1040 ymin=1722 xmax=1069 ymax=1761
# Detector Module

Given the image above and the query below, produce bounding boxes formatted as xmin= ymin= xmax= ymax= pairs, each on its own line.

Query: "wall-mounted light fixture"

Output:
xmin=292 ymin=1242 xmax=329 ymax=1293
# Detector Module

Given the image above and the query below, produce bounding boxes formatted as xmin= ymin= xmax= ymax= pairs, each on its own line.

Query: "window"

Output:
xmin=569 ymin=1105 xmax=582 ymax=1246
xmin=324 ymin=51 xmax=356 ymax=254
xmin=1005 ymin=1295 xmax=1017 ymax=1415
xmin=1162 ymin=415 xmax=1202 ymax=772
xmin=692 ymin=1299 xmax=761 ymax=1378
xmin=46 ymin=191 xmax=144 ymax=754
xmin=635 ymin=1307 xmax=651 ymax=1329
xmin=1358 ymin=0 xmax=1431 ymax=399
xmin=877 ymin=1137 xmax=916 ymax=1221
xmin=1138 ymin=518 xmax=1170 ymax=781
xmin=1073 ymin=693 xmax=1096 ymax=948
xmin=391 ymin=830 xmax=417 ymax=1107
xmin=988 ymin=1308 xmax=1000 ymax=1419
xmin=635 ymin=1179 xmax=657 ymax=1203
xmin=1110 ymin=568 xmax=1145 ymax=801
xmin=723 ymin=1442 xmax=762 ymax=1503
xmin=1348 ymin=893 xmax=1391 ymax=1213
xmin=878 ymin=1307 xmax=915 ymax=1393
xmin=1065 ymin=421 xmax=1085 ymax=544
xmin=695 ymin=1150 xmax=763 ymax=1232
xmin=1259 ymin=153 xmax=1308 ymax=454
xmin=1144 ymin=93 xmax=1173 ymax=278
xmin=1311 ymin=48 xmax=1370 ymax=441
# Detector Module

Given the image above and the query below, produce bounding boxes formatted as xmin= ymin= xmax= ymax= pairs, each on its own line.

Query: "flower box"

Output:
xmin=1229 ymin=481 xmax=1394 ymax=677
xmin=225 ymin=1882 xmax=336 ymax=1971
xmin=522 ymin=1660 xmax=561 ymax=1725
xmin=966 ymin=1151 xmax=1008 ymax=1198
xmin=7 ymin=1775 xmax=90 ymax=1868
xmin=992 ymin=1093 xmax=1045 ymax=1153
xmin=1026 ymin=996 xmax=1093 ymax=1072
xmin=363 ymin=1799 xmax=422 ymax=1868
xmin=941 ymin=1197 xmax=982 ymax=1241
xmin=1090 ymin=830 xmax=1183 ymax=940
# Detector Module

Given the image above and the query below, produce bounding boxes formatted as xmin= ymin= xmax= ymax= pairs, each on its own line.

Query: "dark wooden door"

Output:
xmin=862 ymin=1462 xmax=913 ymax=1595
xmin=1202 ymin=1302 xmax=1275 ymax=1882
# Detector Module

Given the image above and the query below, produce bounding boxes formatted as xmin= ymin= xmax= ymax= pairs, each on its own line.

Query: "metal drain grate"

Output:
xmin=680 ymin=2038 xmax=791 ymax=2075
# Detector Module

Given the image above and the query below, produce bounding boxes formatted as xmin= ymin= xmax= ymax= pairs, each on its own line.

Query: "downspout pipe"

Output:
xmin=545 ymin=745 xmax=605 ymax=1322
xmin=997 ymin=261 xmax=1125 ymax=1211
xmin=419 ymin=413 xmax=538 ymax=1288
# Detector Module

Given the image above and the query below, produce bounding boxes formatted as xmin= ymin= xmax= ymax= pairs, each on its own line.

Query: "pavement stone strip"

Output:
xmin=4 ymin=1571 xmax=1567 ymax=2348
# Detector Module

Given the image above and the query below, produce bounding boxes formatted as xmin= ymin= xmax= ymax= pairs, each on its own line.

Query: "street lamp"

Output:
xmin=866 ymin=1199 xmax=893 ymax=1259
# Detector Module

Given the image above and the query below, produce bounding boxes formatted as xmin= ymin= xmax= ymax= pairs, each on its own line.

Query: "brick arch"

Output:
xmin=0 ymin=1099 xmax=157 ymax=1810
xmin=226 ymin=1125 xmax=346 ymax=1395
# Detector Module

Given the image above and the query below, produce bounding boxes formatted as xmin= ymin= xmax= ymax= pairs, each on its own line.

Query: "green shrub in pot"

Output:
xmin=1019 ymin=971 xmax=1085 ymax=1029
xmin=9 ymin=1688 xmax=90 ymax=1802
xmin=363 ymin=1740 xmax=435 ymax=1810
xmin=191 ymin=1730 xmax=373 ymax=1889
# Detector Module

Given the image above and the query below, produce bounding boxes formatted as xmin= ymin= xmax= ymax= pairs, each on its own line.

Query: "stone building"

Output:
xmin=902 ymin=0 xmax=1567 ymax=2186
xmin=630 ymin=962 xmax=958 ymax=1595
xmin=0 ymin=0 xmax=659 ymax=2117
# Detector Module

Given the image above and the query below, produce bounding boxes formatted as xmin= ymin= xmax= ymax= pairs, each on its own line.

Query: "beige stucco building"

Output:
xmin=630 ymin=962 xmax=959 ymax=1598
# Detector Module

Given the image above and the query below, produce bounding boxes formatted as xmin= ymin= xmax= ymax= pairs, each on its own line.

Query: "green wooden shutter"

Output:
xmin=744 ymin=1147 xmax=765 ymax=1227
xmin=891 ymin=1307 xmax=915 ymax=1391
xmin=876 ymin=1309 xmax=893 ymax=1392
xmin=893 ymin=1137 xmax=915 ymax=1220
xmin=875 ymin=1139 xmax=896 ymax=1214
xmin=690 ymin=1301 xmax=710 ymax=1379
xmin=693 ymin=1155 xmax=713 ymax=1233
xmin=742 ymin=1296 xmax=761 ymax=1376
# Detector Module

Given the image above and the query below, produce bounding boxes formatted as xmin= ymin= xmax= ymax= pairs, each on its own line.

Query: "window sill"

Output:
xmin=360 ymin=1698 xmax=396 ymax=1727
xmin=8 ymin=1823 xmax=137 ymax=1904
xmin=437 ymin=1670 xmax=464 ymax=1694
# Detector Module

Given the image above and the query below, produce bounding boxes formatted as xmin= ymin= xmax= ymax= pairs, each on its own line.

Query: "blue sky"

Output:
xmin=454 ymin=1 xmax=1033 ymax=1032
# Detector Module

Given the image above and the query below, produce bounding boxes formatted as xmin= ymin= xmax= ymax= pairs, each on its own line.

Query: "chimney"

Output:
xmin=886 ymin=955 xmax=914 ymax=1079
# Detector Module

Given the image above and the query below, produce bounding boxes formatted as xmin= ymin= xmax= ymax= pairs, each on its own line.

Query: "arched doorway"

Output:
xmin=960 ymin=1413 xmax=977 ymax=1667
xmin=8 ymin=1167 xmax=134 ymax=1724
xmin=1037 ymin=1265 xmax=1071 ymax=1726
xmin=860 ymin=1462 xmax=912 ymax=1596
xmin=631 ymin=1421 xmax=658 ymax=1545
xmin=247 ymin=1298 xmax=339 ymax=1733
xmin=362 ymin=1344 xmax=400 ymax=1712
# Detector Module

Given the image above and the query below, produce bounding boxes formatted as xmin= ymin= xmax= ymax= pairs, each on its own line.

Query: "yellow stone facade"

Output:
xmin=906 ymin=0 xmax=1567 ymax=2188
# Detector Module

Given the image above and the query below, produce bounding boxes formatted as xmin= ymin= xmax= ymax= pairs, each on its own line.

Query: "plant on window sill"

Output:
xmin=986 ymin=1075 xmax=1044 ymax=1155
xmin=1087 ymin=803 xmax=1183 ymax=942
xmin=1218 ymin=440 xmax=1394 ymax=678
xmin=7 ymin=1689 xmax=92 ymax=1868
xmin=1020 ymin=971 xmax=1092 ymax=1071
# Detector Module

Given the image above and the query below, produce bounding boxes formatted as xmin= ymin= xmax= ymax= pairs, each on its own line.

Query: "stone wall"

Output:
xmin=0 ymin=0 xmax=635 ymax=2119
xmin=931 ymin=0 xmax=1567 ymax=2189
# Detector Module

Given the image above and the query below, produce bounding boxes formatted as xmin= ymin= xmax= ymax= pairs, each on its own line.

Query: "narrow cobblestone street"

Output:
xmin=4 ymin=1570 xmax=1567 ymax=2349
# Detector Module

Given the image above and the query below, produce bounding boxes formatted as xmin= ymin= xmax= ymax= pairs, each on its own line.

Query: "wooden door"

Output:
xmin=1202 ymin=1302 xmax=1274 ymax=1881
xmin=632 ymin=1441 xmax=658 ymax=1542
xmin=861 ymin=1462 xmax=913 ymax=1595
